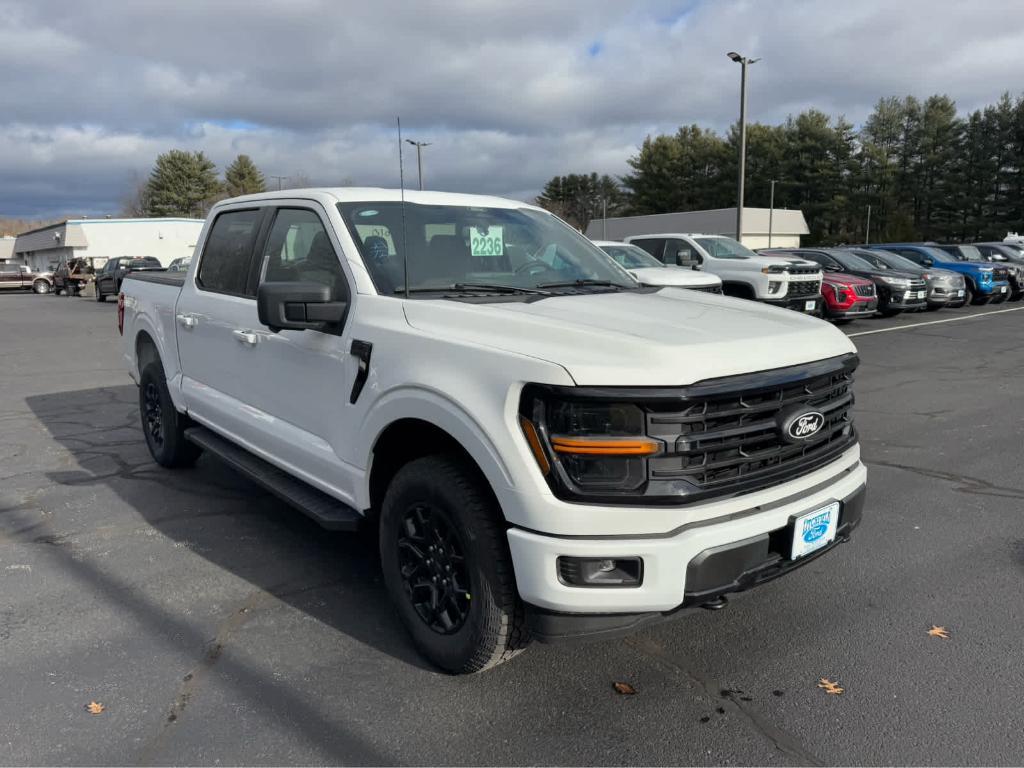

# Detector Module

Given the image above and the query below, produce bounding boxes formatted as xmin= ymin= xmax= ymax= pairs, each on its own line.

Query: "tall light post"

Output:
xmin=727 ymin=51 xmax=760 ymax=244
xmin=405 ymin=139 xmax=431 ymax=190
xmin=768 ymin=178 xmax=778 ymax=248
xmin=269 ymin=175 xmax=288 ymax=191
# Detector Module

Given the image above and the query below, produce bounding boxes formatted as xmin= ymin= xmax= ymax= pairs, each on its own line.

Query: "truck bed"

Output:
xmin=126 ymin=271 xmax=186 ymax=287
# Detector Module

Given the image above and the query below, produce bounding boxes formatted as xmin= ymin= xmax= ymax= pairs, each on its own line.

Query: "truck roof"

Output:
xmin=220 ymin=187 xmax=540 ymax=211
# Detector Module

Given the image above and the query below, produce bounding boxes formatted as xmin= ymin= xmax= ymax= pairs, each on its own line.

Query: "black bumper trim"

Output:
xmin=526 ymin=483 xmax=865 ymax=643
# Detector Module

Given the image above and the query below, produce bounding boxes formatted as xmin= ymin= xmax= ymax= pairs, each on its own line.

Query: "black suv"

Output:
xmin=764 ymin=248 xmax=927 ymax=317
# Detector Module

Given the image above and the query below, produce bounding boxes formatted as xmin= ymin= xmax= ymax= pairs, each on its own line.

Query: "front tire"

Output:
xmin=138 ymin=363 xmax=201 ymax=468
xmin=379 ymin=454 xmax=529 ymax=674
xmin=33 ymin=280 xmax=50 ymax=294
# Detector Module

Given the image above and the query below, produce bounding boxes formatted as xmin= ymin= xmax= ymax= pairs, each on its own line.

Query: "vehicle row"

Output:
xmin=586 ymin=230 xmax=1019 ymax=324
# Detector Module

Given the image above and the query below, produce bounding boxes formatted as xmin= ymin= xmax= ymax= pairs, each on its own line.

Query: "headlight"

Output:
xmin=519 ymin=389 xmax=660 ymax=495
xmin=761 ymin=265 xmax=788 ymax=274
xmin=880 ymin=276 xmax=909 ymax=286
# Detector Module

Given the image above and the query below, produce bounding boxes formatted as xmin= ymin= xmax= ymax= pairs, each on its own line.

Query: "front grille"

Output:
xmin=853 ymin=283 xmax=875 ymax=297
xmin=786 ymin=279 xmax=821 ymax=297
xmin=994 ymin=267 xmax=1009 ymax=281
xmin=689 ymin=285 xmax=723 ymax=294
xmin=644 ymin=355 xmax=858 ymax=501
xmin=786 ymin=266 xmax=820 ymax=275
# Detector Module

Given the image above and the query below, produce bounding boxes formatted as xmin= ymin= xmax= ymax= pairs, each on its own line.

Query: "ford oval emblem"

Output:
xmin=782 ymin=410 xmax=825 ymax=441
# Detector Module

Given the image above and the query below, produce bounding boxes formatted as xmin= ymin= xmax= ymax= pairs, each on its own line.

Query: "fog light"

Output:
xmin=557 ymin=556 xmax=643 ymax=587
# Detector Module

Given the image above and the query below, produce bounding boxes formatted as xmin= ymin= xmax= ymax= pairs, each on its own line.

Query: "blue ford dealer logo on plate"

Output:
xmin=801 ymin=512 xmax=831 ymax=543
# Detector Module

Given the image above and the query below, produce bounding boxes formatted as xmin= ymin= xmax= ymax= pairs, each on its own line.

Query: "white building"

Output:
xmin=0 ymin=236 xmax=14 ymax=263
xmin=586 ymin=207 xmax=809 ymax=250
xmin=12 ymin=217 xmax=205 ymax=272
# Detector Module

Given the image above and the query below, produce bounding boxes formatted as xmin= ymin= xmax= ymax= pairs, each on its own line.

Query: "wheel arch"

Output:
xmin=367 ymin=417 xmax=503 ymax=520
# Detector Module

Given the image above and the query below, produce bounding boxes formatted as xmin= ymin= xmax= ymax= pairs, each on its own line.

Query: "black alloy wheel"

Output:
xmin=143 ymin=380 xmax=164 ymax=449
xmin=397 ymin=504 xmax=472 ymax=634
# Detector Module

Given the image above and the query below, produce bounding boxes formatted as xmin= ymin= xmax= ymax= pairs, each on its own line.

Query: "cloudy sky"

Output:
xmin=2 ymin=0 xmax=1023 ymax=218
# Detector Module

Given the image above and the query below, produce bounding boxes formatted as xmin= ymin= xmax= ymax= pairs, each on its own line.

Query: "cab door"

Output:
xmin=239 ymin=204 xmax=363 ymax=505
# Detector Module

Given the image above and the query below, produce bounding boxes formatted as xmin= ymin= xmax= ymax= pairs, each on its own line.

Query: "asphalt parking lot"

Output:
xmin=2 ymin=292 xmax=1023 ymax=766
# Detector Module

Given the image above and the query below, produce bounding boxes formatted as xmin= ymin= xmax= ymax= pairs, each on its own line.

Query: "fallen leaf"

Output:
xmin=928 ymin=625 xmax=950 ymax=639
xmin=817 ymin=677 xmax=844 ymax=695
xmin=612 ymin=681 xmax=637 ymax=695
xmin=86 ymin=701 xmax=106 ymax=715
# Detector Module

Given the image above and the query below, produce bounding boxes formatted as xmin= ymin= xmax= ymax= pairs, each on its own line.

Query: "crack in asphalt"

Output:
xmin=865 ymin=459 xmax=1024 ymax=500
xmin=628 ymin=636 xmax=824 ymax=766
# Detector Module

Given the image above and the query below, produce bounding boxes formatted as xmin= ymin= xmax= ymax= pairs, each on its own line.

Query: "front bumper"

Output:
xmin=763 ymin=294 xmax=822 ymax=314
xmin=508 ymin=451 xmax=866 ymax=631
xmin=824 ymin=299 xmax=878 ymax=319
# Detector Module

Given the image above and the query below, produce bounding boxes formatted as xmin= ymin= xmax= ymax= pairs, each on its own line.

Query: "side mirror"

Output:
xmin=258 ymin=281 xmax=348 ymax=334
xmin=677 ymin=250 xmax=701 ymax=269
xmin=921 ymin=258 xmax=933 ymax=267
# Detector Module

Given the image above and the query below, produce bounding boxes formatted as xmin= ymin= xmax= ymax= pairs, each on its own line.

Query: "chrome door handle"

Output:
xmin=233 ymin=329 xmax=259 ymax=346
xmin=176 ymin=313 xmax=198 ymax=329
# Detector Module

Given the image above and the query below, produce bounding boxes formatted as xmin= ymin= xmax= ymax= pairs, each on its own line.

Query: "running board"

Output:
xmin=184 ymin=426 xmax=362 ymax=531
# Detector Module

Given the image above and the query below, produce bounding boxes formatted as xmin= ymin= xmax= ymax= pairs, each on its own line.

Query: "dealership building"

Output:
xmin=585 ymin=207 xmax=809 ymax=250
xmin=11 ymin=217 xmax=204 ymax=272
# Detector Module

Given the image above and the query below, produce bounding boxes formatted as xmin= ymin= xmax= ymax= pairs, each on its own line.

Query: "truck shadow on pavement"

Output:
xmin=25 ymin=384 xmax=431 ymax=675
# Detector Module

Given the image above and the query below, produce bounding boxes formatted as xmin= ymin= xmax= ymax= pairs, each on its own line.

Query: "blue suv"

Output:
xmin=866 ymin=244 xmax=1010 ymax=305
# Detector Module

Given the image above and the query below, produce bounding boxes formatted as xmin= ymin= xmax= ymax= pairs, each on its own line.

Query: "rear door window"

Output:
xmin=197 ymin=209 xmax=263 ymax=296
xmin=630 ymin=238 xmax=666 ymax=261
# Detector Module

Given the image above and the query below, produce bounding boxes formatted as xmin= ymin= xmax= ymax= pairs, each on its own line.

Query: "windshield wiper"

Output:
xmin=537 ymin=279 xmax=626 ymax=290
xmin=395 ymin=283 xmax=551 ymax=295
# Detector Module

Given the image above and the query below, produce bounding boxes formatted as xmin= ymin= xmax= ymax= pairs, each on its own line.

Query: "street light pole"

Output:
xmin=865 ymin=204 xmax=872 ymax=245
xmin=768 ymin=178 xmax=777 ymax=248
xmin=269 ymin=175 xmax=288 ymax=191
xmin=727 ymin=51 xmax=760 ymax=244
xmin=405 ymin=139 xmax=431 ymax=190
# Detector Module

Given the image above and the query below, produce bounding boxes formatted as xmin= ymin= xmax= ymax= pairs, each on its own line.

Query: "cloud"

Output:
xmin=1 ymin=0 xmax=1023 ymax=217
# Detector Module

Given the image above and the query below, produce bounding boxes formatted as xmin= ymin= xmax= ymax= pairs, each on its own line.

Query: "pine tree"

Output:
xmin=536 ymin=173 xmax=624 ymax=231
xmin=144 ymin=150 xmax=222 ymax=217
xmin=224 ymin=155 xmax=267 ymax=197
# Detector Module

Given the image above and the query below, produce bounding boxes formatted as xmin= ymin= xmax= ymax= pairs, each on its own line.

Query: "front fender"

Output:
xmin=357 ymin=386 xmax=516 ymax=513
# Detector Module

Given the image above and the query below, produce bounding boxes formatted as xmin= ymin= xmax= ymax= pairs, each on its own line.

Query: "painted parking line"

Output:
xmin=847 ymin=305 xmax=1024 ymax=337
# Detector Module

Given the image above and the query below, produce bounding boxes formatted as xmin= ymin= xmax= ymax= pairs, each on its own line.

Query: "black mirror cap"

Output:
xmin=257 ymin=281 xmax=347 ymax=334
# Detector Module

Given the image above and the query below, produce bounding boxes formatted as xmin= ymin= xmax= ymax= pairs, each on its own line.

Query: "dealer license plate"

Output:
xmin=791 ymin=501 xmax=840 ymax=559
xmin=957 ymin=290 xmax=965 ymax=297
xmin=804 ymin=300 xmax=816 ymax=312
xmin=917 ymin=290 xmax=926 ymax=299
xmin=1000 ymin=285 xmax=1008 ymax=293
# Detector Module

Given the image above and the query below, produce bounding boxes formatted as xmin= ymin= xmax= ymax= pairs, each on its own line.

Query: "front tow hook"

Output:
xmin=700 ymin=596 xmax=729 ymax=611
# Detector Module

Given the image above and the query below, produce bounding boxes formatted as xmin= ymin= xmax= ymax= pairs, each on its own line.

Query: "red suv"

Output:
xmin=821 ymin=272 xmax=878 ymax=323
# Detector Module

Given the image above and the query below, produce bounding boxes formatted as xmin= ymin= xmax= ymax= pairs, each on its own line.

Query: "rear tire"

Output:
xmin=95 ymin=282 xmax=105 ymax=302
xmin=138 ymin=362 xmax=202 ymax=468
xmin=379 ymin=454 xmax=529 ymax=674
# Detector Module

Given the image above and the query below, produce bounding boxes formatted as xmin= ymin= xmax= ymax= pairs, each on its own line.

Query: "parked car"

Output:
xmin=763 ymin=248 xmax=927 ymax=316
xmin=94 ymin=257 xmax=164 ymax=302
xmin=0 ymin=263 xmax=39 ymax=291
xmin=52 ymin=257 xmax=103 ymax=296
xmin=867 ymin=244 xmax=1009 ymax=305
xmin=593 ymin=241 xmax=722 ymax=292
xmin=29 ymin=268 xmax=56 ymax=294
xmin=932 ymin=244 xmax=1015 ymax=303
xmin=959 ymin=244 xmax=1024 ymax=301
xmin=819 ymin=271 xmax=878 ymax=322
xmin=120 ymin=189 xmax=866 ymax=674
xmin=623 ymin=233 xmax=823 ymax=314
xmin=851 ymin=248 xmax=966 ymax=310
xmin=167 ymin=257 xmax=192 ymax=273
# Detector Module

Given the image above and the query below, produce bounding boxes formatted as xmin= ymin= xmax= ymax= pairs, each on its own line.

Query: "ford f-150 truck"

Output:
xmin=623 ymin=233 xmax=824 ymax=313
xmin=119 ymin=189 xmax=867 ymax=674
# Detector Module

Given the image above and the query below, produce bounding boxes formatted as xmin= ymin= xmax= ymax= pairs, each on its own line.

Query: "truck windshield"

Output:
xmin=693 ymin=236 xmax=758 ymax=260
xmin=337 ymin=202 xmax=637 ymax=295
xmin=599 ymin=244 xmax=664 ymax=269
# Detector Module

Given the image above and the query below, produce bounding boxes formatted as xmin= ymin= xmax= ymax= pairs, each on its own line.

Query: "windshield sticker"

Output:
xmin=470 ymin=226 xmax=503 ymax=257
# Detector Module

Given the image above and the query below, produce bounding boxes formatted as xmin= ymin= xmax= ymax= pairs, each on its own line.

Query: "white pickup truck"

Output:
xmin=119 ymin=188 xmax=866 ymax=674
xmin=592 ymin=240 xmax=723 ymax=292
xmin=624 ymin=233 xmax=824 ymax=313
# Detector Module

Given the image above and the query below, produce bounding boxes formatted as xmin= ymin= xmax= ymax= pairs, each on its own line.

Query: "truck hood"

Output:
xmin=629 ymin=267 xmax=721 ymax=288
xmin=403 ymin=289 xmax=856 ymax=386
